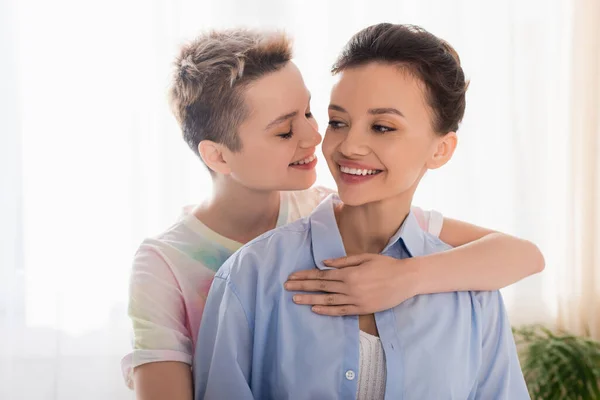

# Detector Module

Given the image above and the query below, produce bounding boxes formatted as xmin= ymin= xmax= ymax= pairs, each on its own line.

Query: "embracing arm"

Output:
xmin=417 ymin=217 xmax=545 ymax=293
xmin=285 ymin=215 xmax=544 ymax=315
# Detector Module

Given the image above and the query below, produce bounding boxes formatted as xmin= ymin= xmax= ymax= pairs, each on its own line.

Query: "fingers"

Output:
xmin=288 ymin=268 xmax=342 ymax=281
xmin=285 ymin=279 xmax=346 ymax=294
xmin=292 ymin=293 xmax=351 ymax=306
xmin=323 ymin=253 xmax=371 ymax=268
xmin=311 ymin=305 xmax=361 ymax=316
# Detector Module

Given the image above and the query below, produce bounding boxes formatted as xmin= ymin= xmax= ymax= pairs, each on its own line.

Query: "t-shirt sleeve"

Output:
xmin=121 ymin=246 xmax=193 ymax=389
xmin=411 ymin=206 xmax=444 ymax=237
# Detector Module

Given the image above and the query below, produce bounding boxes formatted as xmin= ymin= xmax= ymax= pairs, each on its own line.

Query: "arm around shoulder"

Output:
xmin=439 ymin=217 xmax=545 ymax=275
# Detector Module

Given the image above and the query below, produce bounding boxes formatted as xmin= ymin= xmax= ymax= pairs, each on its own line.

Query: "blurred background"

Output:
xmin=1 ymin=0 xmax=598 ymax=398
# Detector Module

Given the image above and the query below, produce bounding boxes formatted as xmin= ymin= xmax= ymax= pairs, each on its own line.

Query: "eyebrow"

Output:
xmin=265 ymin=111 xmax=298 ymax=130
xmin=369 ymin=107 xmax=405 ymax=118
xmin=328 ymin=104 xmax=346 ymax=113
xmin=328 ymin=104 xmax=405 ymax=118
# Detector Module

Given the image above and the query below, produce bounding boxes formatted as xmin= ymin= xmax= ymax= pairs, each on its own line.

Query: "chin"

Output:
xmin=281 ymin=174 xmax=317 ymax=191
xmin=336 ymin=188 xmax=372 ymax=206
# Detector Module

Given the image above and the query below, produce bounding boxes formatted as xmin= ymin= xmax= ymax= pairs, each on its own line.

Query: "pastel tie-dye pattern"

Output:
xmin=122 ymin=186 xmax=442 ymax=389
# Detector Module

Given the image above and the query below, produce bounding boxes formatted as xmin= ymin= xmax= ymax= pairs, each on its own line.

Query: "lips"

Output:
xmin=339 ymin=165 xmax=382 ymax=176
xmin=336 ymin=160 xmax=383 ymax=184
xmin=289 ymin=153 xmax=318 ymax=170
xmin=289 ymin=153 xmax=316 ymax=166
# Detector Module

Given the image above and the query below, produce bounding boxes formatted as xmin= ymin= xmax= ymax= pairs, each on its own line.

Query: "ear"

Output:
xmin=198 ymin=140 xmax=232 ymax=175
xmin=427 ymin=132 xmax=457 ymax=170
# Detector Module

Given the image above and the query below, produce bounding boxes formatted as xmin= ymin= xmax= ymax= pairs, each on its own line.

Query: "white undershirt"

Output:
xmin=357 ymin=330 xmax=387 ymax=400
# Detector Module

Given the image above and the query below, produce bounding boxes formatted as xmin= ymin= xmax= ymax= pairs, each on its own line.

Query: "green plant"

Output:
xmin=513 ymin=325 xmax=600 ymax=400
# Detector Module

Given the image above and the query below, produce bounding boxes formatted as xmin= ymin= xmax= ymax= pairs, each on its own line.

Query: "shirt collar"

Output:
xmin=309 ymin=194 xmax=428 ymax=270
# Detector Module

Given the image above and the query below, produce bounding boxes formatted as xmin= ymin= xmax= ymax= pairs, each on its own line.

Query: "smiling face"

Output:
xmin=322 ymin=62 xmax=457 ymax=206
xmin=219 ymin=62 xmax=322 ymax=191
xmin=170 ymin=30 xmax=323 ymax=192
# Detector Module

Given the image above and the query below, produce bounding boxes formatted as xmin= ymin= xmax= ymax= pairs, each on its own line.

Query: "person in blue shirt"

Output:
xmin=194 ymin=23 xmax=530 ymax=400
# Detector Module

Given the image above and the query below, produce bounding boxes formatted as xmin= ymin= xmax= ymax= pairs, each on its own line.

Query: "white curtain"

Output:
xmin=1 ymin=0 xmax=586 ymax=398
xmin=556 ymin=0 xmax=600 ymax=340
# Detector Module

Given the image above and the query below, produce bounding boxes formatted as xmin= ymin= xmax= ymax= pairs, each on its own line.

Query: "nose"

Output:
xmin=298 ymin=118 xmax=322 ymax=148
xmin=339 ymin=127 xmax=369 ymax=157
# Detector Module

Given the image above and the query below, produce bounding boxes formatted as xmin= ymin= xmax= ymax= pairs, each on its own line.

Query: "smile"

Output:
xmin=290 ymin=154 xmax=316 ymax=165
xmin=339 ymin=165 xmax=382 ymax=176
xmin=289 ymin=154 xmax=317 ymax=170
xmin=338 ymin=164 xmax=383 ymax=184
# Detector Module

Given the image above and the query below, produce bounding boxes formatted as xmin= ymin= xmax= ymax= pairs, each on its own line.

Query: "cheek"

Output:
xmin=382 ymin=139 xmax=431 ymax=175
xmin=260 ymin=140 xmax=299 ymax=170
xmin=232 ymin=142 xmax=277 ymax=175
xmin=256 ymin=149 xmax=291 ymax=171
xmin=321 ymin=131 xmax=338 ymax=157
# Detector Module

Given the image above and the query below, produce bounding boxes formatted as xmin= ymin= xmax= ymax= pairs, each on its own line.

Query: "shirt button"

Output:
xmin=345 ymin=370 xmax=356 ymax=380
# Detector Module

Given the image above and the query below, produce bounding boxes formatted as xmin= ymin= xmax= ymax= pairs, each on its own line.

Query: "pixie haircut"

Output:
xmin=169 ymin=29 xmax=293 ymax=157
xmin=332 ymin=23 xmax=469 ymax=134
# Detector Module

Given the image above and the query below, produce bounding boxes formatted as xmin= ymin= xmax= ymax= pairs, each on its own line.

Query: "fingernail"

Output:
xmin=293 ymin=295 xmax=300 ymax=302
xmin=284 ymin=282 xmax=291 ymax=289
xmin=312 ymin=306 xmax=322 ymax=313
xmin=288 ymin=274 xmax=298 ymax=280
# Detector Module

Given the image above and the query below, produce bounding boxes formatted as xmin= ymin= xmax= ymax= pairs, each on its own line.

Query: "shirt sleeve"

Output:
xmin=121 ymin=246 xmax=193 ymax=389
xmin=472 ymin=291 xmax=530 ymax=399
xmin=194 ymin=276 xmax=254 ymax=400
xmin=411 ymin=206 xmax=444 ymax=237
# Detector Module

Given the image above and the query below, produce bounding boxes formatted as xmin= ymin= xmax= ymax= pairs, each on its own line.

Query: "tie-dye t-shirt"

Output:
xmin=121 ymin=186 xmax=443 ymax=388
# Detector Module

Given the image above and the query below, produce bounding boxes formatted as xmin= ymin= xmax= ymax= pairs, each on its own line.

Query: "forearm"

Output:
xmin=134 ymin=361 xmax=193 ymax=400
xmin=412 ymin=232 xmax=544 ymax=294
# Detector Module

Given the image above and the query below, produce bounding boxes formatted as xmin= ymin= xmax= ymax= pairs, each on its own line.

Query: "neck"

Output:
xmin=194 ymin=176 xmax=281 ymax=244
xmin=336 ymin=194 xmax=414 ymax=255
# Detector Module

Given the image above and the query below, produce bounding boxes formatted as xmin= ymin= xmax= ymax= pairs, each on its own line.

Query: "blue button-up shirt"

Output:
xmin=194 ymin=195 xmax=529 ymax=399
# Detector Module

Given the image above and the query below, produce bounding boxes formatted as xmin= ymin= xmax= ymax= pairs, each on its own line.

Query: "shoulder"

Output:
xmin=472 ymin=287 xmax=504 ymax=310
xmin=130 ymin=216 xmax=218 ymax=287
xmin=216 ymin=218 xmax=312 ymax=281
xmin=131 ymin=238 xmax=175 ymax=277
xmin=212 ymin=219 xmax=313 ymax=322
xmin=137 ymin=215 xmax=195 ymax=257
xmin=411 ymin=206 xmax=444 ymax=237
xmin=419 ymin=232 xmax=503 ymax=306
xmin=421 ymin=230 xmax=453 ymax=252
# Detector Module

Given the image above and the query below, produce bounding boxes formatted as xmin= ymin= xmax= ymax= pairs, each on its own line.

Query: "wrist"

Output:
xmin=403 ymin=256 xmax=425 ymax=297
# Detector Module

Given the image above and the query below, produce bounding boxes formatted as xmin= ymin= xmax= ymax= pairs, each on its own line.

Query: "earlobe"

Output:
xmin=428 ymin=132 xmax=458 ymax=170
xmin=198 ymin=140 xmax=231 ymax=175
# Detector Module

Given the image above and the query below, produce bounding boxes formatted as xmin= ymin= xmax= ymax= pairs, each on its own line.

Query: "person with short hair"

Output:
xmin=193 ymin=24 xmax=530 ymax=400
xmin=125 ymin=27 xmax=539 ymax=400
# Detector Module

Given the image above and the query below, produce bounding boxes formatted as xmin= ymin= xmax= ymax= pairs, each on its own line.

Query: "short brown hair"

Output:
xmin=332 ymin=23 xmax=468 ymax=134
xmin=169 ymin=29 xmax=293 ymax=157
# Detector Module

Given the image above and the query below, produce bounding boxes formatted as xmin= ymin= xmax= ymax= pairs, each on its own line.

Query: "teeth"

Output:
xmin=291 ymin=154 xmax=316 ymax=165
xmin=340 ymin=165 xmax=380 ymax=176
